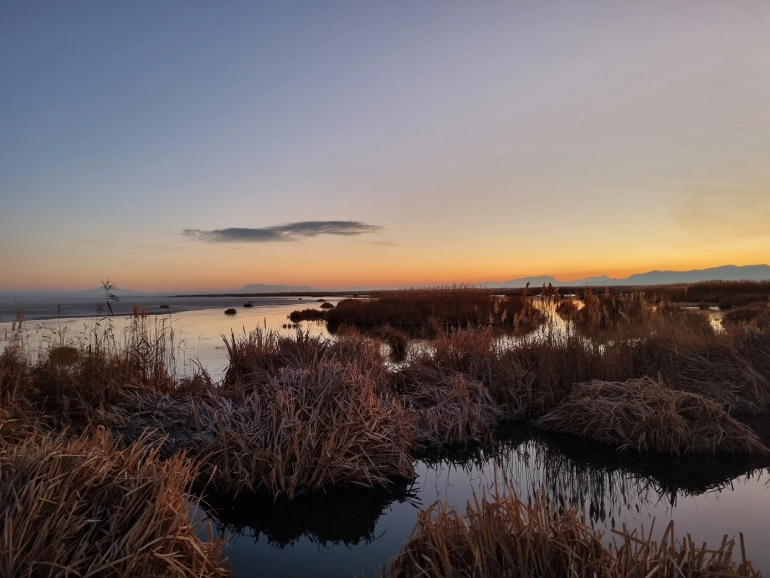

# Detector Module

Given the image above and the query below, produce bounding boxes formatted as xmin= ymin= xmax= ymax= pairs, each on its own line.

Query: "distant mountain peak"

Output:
xmin=479 ymin=264 xmax=770 ymax=288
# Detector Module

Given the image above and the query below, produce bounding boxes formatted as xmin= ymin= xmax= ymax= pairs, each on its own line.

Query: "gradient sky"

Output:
xmin=1 ymin=1 xmax=769 ymax=291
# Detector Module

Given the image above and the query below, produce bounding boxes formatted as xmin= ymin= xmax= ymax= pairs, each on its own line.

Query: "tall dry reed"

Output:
xmin=0 ymin=430 xmax=228 ymax=578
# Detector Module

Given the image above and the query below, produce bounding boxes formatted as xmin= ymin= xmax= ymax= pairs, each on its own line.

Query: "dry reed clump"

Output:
xmin=401 ymin=372 xmax=501 ymax=449
xmin=723 ymin=303 xmax=770 ymax=332
xmin=3 ymin=312 xmax=189 ymax=429
xmin=662 ymin=280 xmax=770 ymax=306
xmin=194 ymin=331 xmax=412 ymax=497
xmin=324 ymin=286 xmax=544 ymax=334
xmin=386 ymin=487 xmax=760 ymax=578
xmin=199 ymin=357 xmax=415 ymax=498
xmin=222 ymin=328 xmax=388 ymax=394
xmin=288 ymin=308 xmax=327 ymax=322
xmin=379 ymin=324 xmax=409 ymax=361
xmin=535 ymin=378 xmax=768 ymax=454
xmin=419 ymin=327 xmax=611 ymax=418
xmin=643 ymin=330 xmax=770 ymax=414
xmin=0 ymin=430 xmax=228 ymax=578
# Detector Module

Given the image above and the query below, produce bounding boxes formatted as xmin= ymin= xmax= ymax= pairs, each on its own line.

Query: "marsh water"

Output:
xmin=2 ymin=297 xmax=769 ymax=576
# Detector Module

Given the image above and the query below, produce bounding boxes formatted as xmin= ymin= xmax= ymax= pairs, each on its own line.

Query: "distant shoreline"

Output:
xmin=0 ymin=295 xmax=317 ymax=323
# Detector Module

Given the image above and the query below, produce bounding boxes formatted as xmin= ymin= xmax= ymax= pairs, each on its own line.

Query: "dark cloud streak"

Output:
xmin=183 ymin=221 xmax=384 ymax=243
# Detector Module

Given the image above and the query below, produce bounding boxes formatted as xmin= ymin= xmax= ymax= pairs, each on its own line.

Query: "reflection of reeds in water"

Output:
xmin=420 ymin=429 xmax=770 ymax=529
xmin=201 ymin=483 xmax=418 ymax=548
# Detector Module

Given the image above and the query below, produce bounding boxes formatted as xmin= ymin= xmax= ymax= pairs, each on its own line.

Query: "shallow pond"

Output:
xmin=0 ymin=298 xmax=335 ymax=380
xmin=200 ymin=429 xmax=770 ymax=577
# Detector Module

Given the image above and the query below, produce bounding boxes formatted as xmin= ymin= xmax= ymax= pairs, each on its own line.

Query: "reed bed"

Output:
xmin=723 ymin=304 xmax=770 ymax=331
xmin=320 ymin=286 xmax=545 ymax=334
xmin=386 ymin=487 xmax=760 ymax=578
xmin=662 ymin=280 xmax=770 ymax=306
xmin=0 ymin=311 xmax=200 ymax=431
xmin=4 ymin=287 xmax=770 ymax=578
xmin=401 ymin=372 xmax=500 ymax=449
xmin=0 ymin=430 xmax=228 ymax=578
xmin=648 ymin=330 xmax=770 ymax=414
xmin=288 ymin=308 xmax=326 ymax=322
xmin=197 ymin=357 xmax=415 ymax=498
xmin=379 ymin=324 xmax=410 ymax=361
xmin=222 ymin=327 xmax=388 ymax=394
xmin=564 ymin=289 xmax=713 ymax=336
xmin=536 ymin=378 xmax=768 ymax=454
xmin=112 ymin=330 xmax=415 ymax=498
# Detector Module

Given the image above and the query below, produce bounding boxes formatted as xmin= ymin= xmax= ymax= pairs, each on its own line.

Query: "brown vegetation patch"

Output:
xmin=325 ymin=287 xmax=545 ymax=334
xmin=198 ymin=357 xmax=415 ymax=498
xmin=379 ymin=324 xmax=409 ymax=361
xmin=0 ymin=431 xmax=228 ymax=578
xmin=536 ymin=378 xmax=768 ymax=454
xmin=723 ymin=304 xmax=770 ymax=331
xmin=288 ymin=308 xmax=327 ymax=322
xmin=386 ymin=487 xmax=760 ymax=578
xmin=662 ymin=280 xmax=770 ymax=305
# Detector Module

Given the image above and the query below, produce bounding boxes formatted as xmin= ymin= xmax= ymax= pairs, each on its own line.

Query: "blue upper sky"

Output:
xmin=2 ymin=1 xmax=769 ymax=290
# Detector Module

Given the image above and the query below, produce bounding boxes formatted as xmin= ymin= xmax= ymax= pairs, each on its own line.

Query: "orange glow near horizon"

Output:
xmin=3 ymin=251 xmax=769 ymax=293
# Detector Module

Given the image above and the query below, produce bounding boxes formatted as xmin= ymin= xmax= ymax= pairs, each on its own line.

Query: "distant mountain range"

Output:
xmin=479 ymin=265 xmax=770 ymax=288
xmin=3 ymin=265 xmax=769 ymax=298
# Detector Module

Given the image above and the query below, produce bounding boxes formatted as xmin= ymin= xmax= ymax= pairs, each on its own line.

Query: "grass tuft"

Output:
xmin=0 ymin=430 xmax=228 ymax=578
xmin=386 ymin=486 xmax=760 ymax=578
xmin=536 ymin=377 xmax=768 ymax=454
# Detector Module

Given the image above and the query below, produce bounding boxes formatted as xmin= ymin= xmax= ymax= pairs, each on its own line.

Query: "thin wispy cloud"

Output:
xmin=183 ymin=220 xmax=384 ymax=243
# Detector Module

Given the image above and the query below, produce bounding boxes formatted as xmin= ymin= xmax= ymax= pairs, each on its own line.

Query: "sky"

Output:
xmin=1 ymin=1 xmax=769 ymax=291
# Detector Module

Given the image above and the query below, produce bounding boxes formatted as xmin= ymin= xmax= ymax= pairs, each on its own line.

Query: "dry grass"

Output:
xmin=646 ymin=330 xmax=770 ymax=414
xmin=401 ymin=372 xmax=500 ymax=449
xmin=379 ymin=324 xmax=409 ymax=361
xmin=536 ymin=378 xmax=768 ymax=454
xmin=723 ymin=304 xmax=770 ymax=331
xmin=662 ymin=280 xmax=770 ymax=306
xmin=288 ymin=308 xmax=327 ymax=322
xmin=197 ymin=356 xmax=415 ymax=498
xmin=323 ymin=286 xmax=544 ymax=334
xmin=1 ymin=294 xmax=770 ymax=577
xmin=113 ymin=330 xmax=415 ymax=499
xmin=0 ymin=430 xmax=228 ymax=578
xmin=386 ymin=486 xmax=760 ymax=578
xmin=0 ymin=311 xmax=198 ymax=431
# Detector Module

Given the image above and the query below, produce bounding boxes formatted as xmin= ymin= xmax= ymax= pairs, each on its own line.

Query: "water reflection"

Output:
xmin=202 ymin=484 xmax=419 ymax=548
xmin=202 ymin=428 xmax=770 ymax=577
